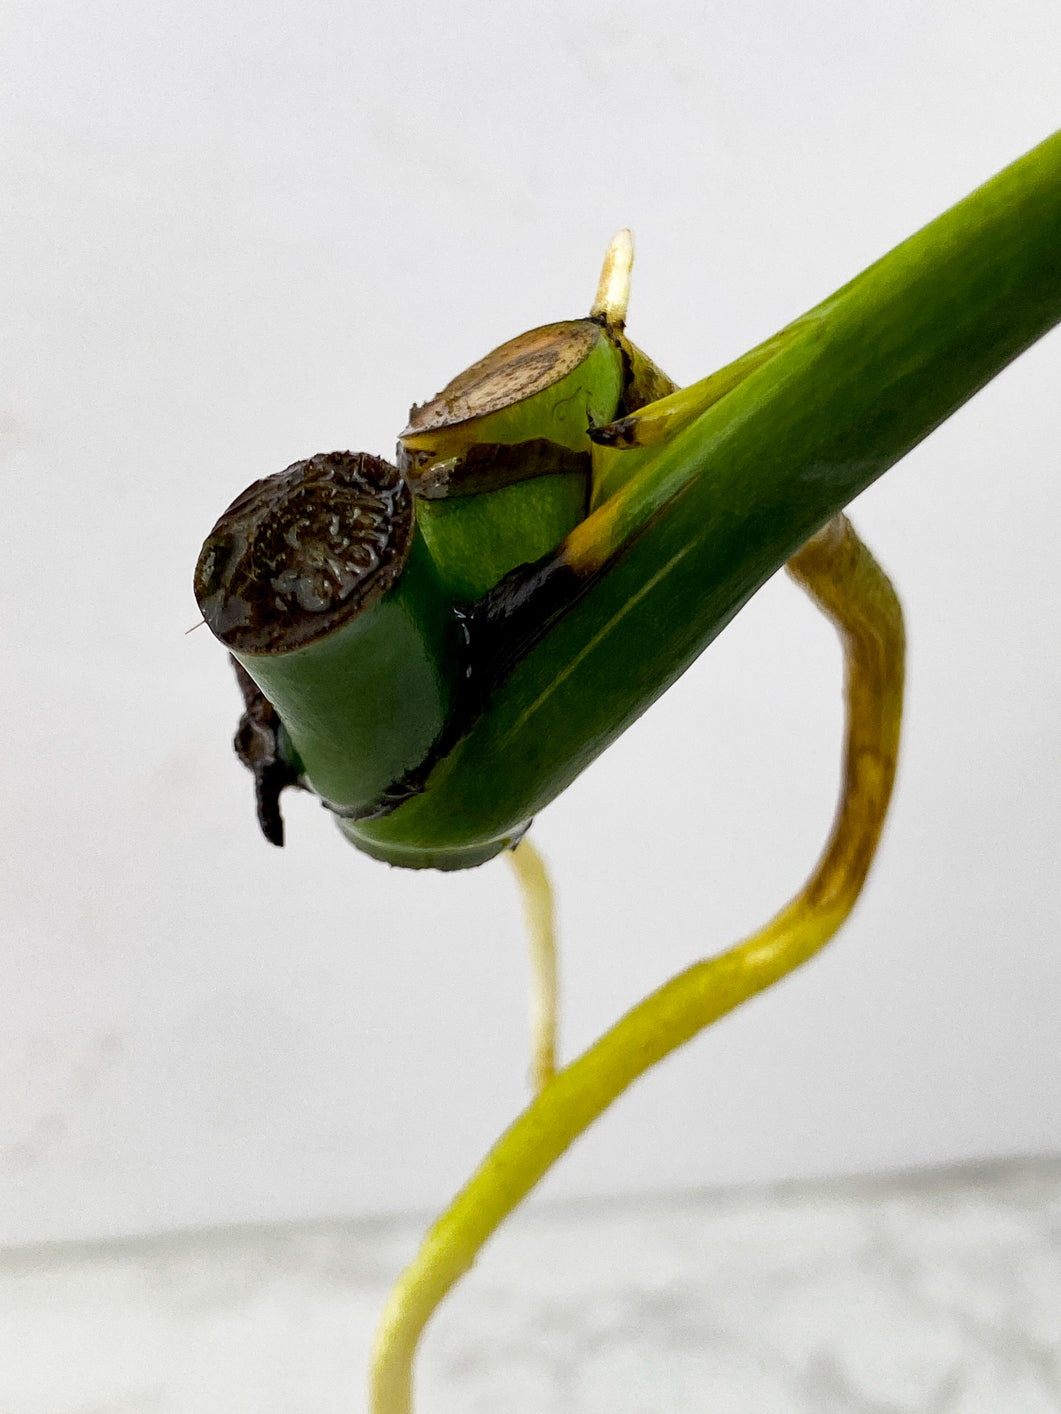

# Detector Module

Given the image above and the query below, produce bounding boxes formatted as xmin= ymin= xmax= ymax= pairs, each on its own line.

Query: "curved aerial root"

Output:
xmin=508 ymin=836 xmax=559 ymax=1093
xmin=370 ymin=512 xmax=905 ymax=1414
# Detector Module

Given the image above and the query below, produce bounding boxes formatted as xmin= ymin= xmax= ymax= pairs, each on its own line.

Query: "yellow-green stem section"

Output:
xmin=508 ymin=837 xmax=559 ymax=1093
xmin=370 ymin=513 xmax=904 ymax=1414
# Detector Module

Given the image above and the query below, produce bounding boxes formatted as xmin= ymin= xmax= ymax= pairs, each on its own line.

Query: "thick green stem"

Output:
xmin=399 ymin=319 xmax=624 ymax=601
xmin=354 ymin=128 xmax=1061 ymax=867
xmin=194 ymin=451 xmax=463 ymax=820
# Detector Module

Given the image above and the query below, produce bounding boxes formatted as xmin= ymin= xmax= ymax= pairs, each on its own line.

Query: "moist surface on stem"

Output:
xmin=194 ymin=450 xmax=414 ymax=656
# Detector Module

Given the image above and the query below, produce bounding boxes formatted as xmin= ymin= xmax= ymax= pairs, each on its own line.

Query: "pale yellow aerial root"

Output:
xmin=370 ymin=512 xmax=904 ymax=1414
xmin=508 ymin=836 xmax=559 ymax=1093
xmin=590 ymin=228 xmax=634 ymax=328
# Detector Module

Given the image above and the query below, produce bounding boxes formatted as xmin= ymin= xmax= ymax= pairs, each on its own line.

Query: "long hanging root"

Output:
xmin=508 ymin=837 xmax=559 ymax=1093
xmin=370 ymin=512 xmax=904 ymax=1414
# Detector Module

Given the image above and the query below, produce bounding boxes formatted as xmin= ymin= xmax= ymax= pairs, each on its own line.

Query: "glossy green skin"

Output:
xmin=404 ymin=327 xmax=622 ymax=602
xmin=415 ymin=474 xmax=587 ymax=603
xmin=345 ymin=129 xmax=1061 ymax=868
xmin=235 ymin=533 xmax=462 ymax=819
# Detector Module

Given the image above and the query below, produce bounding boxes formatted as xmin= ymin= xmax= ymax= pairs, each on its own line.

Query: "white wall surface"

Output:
xmin=2 ymin=0 xmax=1059 ymax=1247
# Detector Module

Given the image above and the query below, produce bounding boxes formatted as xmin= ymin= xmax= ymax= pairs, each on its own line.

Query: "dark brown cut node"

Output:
xmin=588 ymin=414 xmax=639 ymax=448
xmin=194 ymin=451 xmax=413 ymax=656
xmin=403 ymin=320 xmax=601 ymax=433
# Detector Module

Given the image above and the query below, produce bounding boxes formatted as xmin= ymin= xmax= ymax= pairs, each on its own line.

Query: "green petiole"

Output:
xmin=345 ymin=128 xmax=1061 ymax=869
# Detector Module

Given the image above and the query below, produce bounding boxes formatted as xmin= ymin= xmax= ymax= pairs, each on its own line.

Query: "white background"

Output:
xmin=2 ymin=0 xmax=1059 ymax=1247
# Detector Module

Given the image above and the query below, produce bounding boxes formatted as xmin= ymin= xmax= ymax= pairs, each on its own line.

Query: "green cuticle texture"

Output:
xmin=399 ymin=321 xmax=624 ymax=602
xmin=194 ymin=451 xmax=465 ymax=824
xmin=196 ymin=130 xmax=1061 ymax=872
xmin=234 ymin=534 xmax=460 ymax=817
xmin=414 ymin=475 xmax=587 ymax=603
xmin=349 ymin=129 xmax=1061 ymax=868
